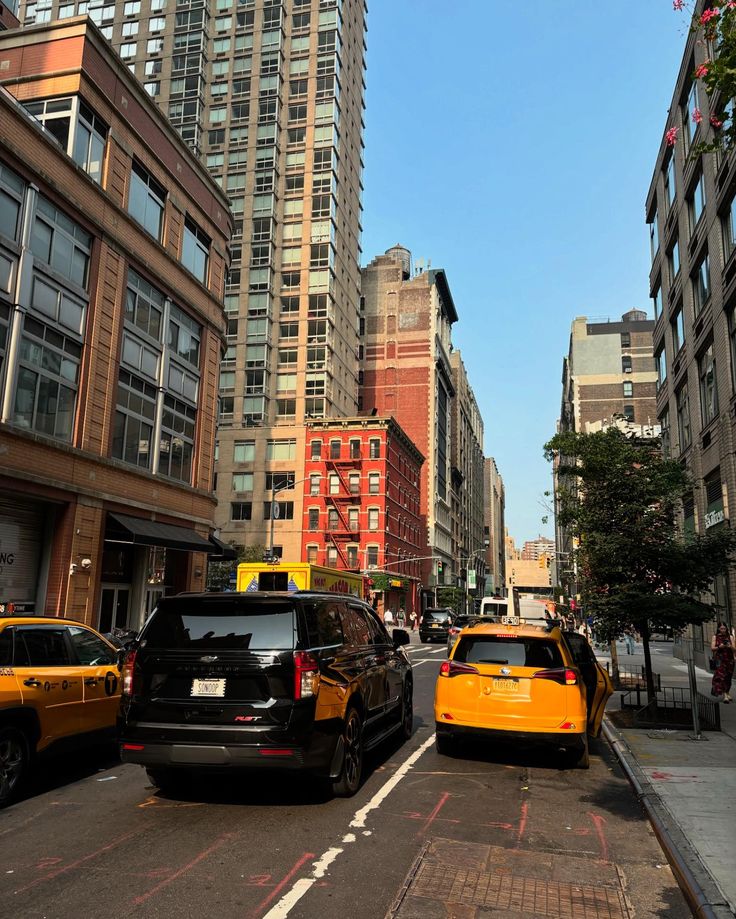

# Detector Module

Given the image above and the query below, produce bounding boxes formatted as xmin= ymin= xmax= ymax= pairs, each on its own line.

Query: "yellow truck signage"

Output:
xmin=236 ymin=563 xmax=365 ymax=598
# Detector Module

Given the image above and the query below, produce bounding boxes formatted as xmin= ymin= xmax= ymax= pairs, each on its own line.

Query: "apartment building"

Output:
xmin=24 ymin=0 xmax=369 ymax=561
xmin=520 ymin=535 xmax=555 ymax=562
xmin=0 ymin=19 xmax=231 ymax=628
xmin=647 ymin=0 xmax=736 ymax=666
xmin=450 ymin=349 xmax=485 ymax=602
xmin=483 ymin=457 xmax=505 ymax=596
xmin=0 ymin=0 xmax=19 ymax=30
xmin=360 ymin=245 xmax=460 ymax=592
xmin=300 ymin=416 xmax=424 ymax=613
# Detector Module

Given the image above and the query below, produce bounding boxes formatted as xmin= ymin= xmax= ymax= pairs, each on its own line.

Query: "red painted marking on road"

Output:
xmin=589 ymin=812 xmax=609 ymax=863
xmin=14 ymin=829 xmax=139 ymax=894
xmin=250 ymin=851 xmax=315 ymax=918
xmin=480 ymin=821 xmax=514 ymax=830
xmin=515 ymin=801 xmax=529 ymax=847
xmin=35 ymin=857 xmax=63 ymax=870
xmin=131 ymin=831 xmax=236 ymax=907
xmin=417 ymin=791 xmax=451 ymax=837
xmin=247 ymin=874 xmax=274 ymax=887
xmin=650 ymin=770 xmax=699 ymax=782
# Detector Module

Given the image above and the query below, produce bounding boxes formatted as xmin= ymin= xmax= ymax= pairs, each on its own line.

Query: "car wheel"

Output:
xmin=332 ymin=707 xmax=363 ymax=797
xmin=0 ymin=727 xmax=29 ymax=808
xmin=568 ymin=735 xmax=589 ymax=770
xmin=435 ymin=732 xmax=454 ymax=756
xmin=400 ymin=680 xmax=413 ymax=740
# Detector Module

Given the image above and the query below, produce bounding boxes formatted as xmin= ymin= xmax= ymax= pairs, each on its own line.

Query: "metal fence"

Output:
xmin=605 ymin=663 xmax=661 ymax=692
xmin=620 ymin=685 xmax=721 ymax=731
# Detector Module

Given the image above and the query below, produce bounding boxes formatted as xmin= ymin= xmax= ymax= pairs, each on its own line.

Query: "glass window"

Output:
xmin=693 ymin=252 xmax=710 ymax=316
xmin=656 ymin=347 xmax=667 ymax=389
xmin=368 ymin=472 xmax=379 ymax=495
xmin=113 ymin=368 xmax=156 ymax=468
xmin=660 ymin=407 xmax=671 ymax=458
xmin=15 ymin=628 xmax=71 ymax=666
xmin=368 ymin=507 xmax=379 ymax=530
xmin=672 ymin=307 xmax=685 ymax=353
xmin=68 ymin=626 xmax=115 ymax=665
xmin=159 ymin=394 xmax=195 ymax=483
xmin=126 ymin=268 xmax=164 ymax=341
xmin=668 ymin=239 xmax=680 ymax=283
xmin=623 ymin=381 xmax=633 ymax=398
xmin=310 ymin=439 xmax=321 ymax=459
xmin=664 ymin=155 xmax=676 ymax=211
xmin=31 ymin=195 xmax=92 ymax=291
xmin=168 ymin=302 xmax=201 ymax=368
xmin=652 ymin=281 xmax=662 ymax=321
xmin=677 ymin=383 xmax=691 ymax=450
xmin=724 ymin=194 xmax=736 ymax=259
xmin=689 ymin=173 xmax=706 ymax=232
xmin=266 ymin=439 xmax=296 ymax=461
xmin=699 ymin=342 xmax=719 ymax=426
xmin=128 ymin=161 xmax=165 ymax=240
xmin=231 ymin=502 xmax=252 ymax=520
xmin=232 ymin=473 xmax=253 ymax=492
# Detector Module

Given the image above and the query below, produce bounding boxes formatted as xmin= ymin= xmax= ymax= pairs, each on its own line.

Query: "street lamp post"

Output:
xmin=267 ymin=475 xmax=319 ymax=562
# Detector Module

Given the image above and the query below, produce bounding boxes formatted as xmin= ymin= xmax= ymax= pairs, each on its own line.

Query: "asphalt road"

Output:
xmin=0 ymin=638 xmax=689 ymax=919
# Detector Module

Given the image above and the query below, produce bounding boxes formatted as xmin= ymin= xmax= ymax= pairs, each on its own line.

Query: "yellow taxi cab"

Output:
xmin=0 ymin=616 xmax=122 ymax=806
xmin=434 ymin=620 xmax=613 ymax=768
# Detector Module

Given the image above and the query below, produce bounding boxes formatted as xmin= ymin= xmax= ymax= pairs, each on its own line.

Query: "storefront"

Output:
xmin=0 ymin=494 xmax=54 ymax=614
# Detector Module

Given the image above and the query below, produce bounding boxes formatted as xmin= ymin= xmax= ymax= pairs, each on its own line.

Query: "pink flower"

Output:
xmin=693 ymin=107 xmax=703 ymax=124
xmin=710 ymin=113 xmax=724 ymax=128
xmin=673 ymin=0 xmax=684 ymax=7
xmin=695 ymin=61 xmax=710 ymax=78
xmin=666 ymin=126 xmax=679 ymax=146
xmin=700 ymin=7 xmax=720 ymax=23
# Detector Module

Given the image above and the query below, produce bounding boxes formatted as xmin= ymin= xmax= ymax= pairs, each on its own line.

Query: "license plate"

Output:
xmin=191 ymin=678 xmax=226 ymax=697
xmin=431 ymin=623 xmax=439 ymax=629
xmin=492 ymin=679 xmax=518 ymax=693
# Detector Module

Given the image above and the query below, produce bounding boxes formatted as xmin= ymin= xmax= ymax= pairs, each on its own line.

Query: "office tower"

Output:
xmin=24 ymin=0 xmax=368 ymax=560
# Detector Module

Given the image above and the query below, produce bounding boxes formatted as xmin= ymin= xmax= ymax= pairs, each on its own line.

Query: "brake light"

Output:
xmin=259 ymin=748 xmax=294 ymax=757
xmin=122 ymin=743 xmax=145 ymax=751
xmin=294 ymin=651 xmax=320 ymax=700
xmin=439 ymin=660 xmax=479 ymax=677
xmin=532 ymin=668 xmax=578 ymax=685
xmin=122 ymin=650 xmax=137 ymax=697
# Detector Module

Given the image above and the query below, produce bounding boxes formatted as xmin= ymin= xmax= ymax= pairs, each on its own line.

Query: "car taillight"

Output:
xmin=439 ymin=660 xmax=479 ymax=677
xmin=294 ymin=651 xmax=320 ymax=700
xmin=449 ymin=627 xmax=461 ymax=636
xmin=122 ymin=650 xmax=137 ymax=697
xmin=532 ymin=668 xmax=578 ymax=685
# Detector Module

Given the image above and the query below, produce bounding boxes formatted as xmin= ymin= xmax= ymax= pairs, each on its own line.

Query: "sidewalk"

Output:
xmin=600 ymin=640 xmax=736 ymax=917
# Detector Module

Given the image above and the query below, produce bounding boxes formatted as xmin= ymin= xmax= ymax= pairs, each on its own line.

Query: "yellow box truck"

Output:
xmin=236 ymin=562 xmax=366 ymax=598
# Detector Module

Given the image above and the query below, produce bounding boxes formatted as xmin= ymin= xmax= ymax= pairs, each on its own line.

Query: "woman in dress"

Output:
xmin=710 ymin=623 xmax=734 ymax=703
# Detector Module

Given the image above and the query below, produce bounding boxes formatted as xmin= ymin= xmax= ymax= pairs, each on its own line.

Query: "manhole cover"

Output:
xmin=387 ymin=839 xmax=630 ymax=919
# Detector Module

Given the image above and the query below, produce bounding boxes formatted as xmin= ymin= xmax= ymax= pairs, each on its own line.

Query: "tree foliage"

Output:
xmin=545 ymin=428 xmax=735 ymax=694
xmin=206 ymin=543 xmax=268 ymax=591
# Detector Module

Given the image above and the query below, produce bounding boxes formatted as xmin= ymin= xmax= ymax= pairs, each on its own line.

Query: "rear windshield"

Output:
xmin=141 ymin=598 xmax=297 ymax=651
xmin=453 ymin=636 xmax=563 ymax=668
xmin=424 ymin=610 xmax=451 ymax=622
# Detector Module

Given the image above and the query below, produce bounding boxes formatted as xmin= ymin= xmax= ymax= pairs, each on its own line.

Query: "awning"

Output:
xmin=208 ymin=534 xmax=238 ymax=561
xmin=106 ymin=513 xmax=213 ymax=553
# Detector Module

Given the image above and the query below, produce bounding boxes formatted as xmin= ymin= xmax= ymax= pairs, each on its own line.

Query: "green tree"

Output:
xmin=545 ymin=427 xmax=735 ymax=700
xmin=206 ymin=543 xmax=268 ymax=591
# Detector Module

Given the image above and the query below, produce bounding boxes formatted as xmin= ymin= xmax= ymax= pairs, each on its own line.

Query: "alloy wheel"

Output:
xmin=0 ymin=729 xmax=27 ymax=806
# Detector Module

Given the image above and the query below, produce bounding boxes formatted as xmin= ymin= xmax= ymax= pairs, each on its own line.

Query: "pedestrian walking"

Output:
xmin=397 ymin=608 xmax=406 ymax=628
xmin=384 ymin=608 xmax=394 ymax=628
xmin=409 ymin=610 xmax=417 ymax=631
xmin=710 ymin=622 xmax=735 ymax=703
xmin=624 ymin=627 xmax=636 ymax=655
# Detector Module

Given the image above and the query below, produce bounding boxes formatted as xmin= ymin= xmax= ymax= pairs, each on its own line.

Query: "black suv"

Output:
xmin=118 ymin=591 xmax=413 ymax=797
xmin=419 ymin=607 xmax=454 ymax=644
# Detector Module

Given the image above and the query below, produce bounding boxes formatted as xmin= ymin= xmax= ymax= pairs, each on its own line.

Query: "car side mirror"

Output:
xmin=392 ymin=628 xmax=410 ymax=647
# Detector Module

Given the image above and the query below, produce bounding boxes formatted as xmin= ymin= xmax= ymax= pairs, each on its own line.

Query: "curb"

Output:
xmin=602 ymin=719 xmax=734 ymax=919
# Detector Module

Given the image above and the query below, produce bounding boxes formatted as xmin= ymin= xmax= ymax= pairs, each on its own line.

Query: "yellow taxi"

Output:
xmin=0 ymin=616 xmax=122 ymax=806
xmin=434 ymin=620 xmax=612 ymax=768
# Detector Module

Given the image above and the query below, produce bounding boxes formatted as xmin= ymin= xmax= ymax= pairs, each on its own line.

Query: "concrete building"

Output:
xmin=646 ymin=0 xmax=736 ymax=666
xmin=359 ymin=245 xmax=459 ymax=593
xmin=450 ymin=349 xmax=485 ymax=603
xmin=521 ymin=536 xmax=554 ymax=562
xmin=483 ymin=457 xmax=505 ymax=596
xmin=300 ymin=416 xmax=424 ymax=614
xmin=505 ymin=535 xmax=552 ymax=595
xmin=0 ymin=19 xmax=231 ymax=629
xmin=26 ymin=0 xmax=369 ymax=561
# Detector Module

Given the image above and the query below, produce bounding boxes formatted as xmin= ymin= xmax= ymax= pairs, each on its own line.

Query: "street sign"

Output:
xmin=467 ymin=569 xmax=476 ymax=589
xmin=271 ymin=501 xmax=280 ymax=520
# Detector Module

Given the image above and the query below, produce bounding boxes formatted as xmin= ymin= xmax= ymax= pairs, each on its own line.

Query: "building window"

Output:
xmin=349 ymin=472 xmax=360 ymax=494
xmin=672 ymin=307 xmax=685 ymax=353
xmin=31 ymin=194 xmax=92 ymax=290
xmin=699 ymin=342 xmax=719 ymax=426
xmin=724 ymin=193 xmax=736 ymax=258
xmin=369 ymin=438 xmax=380 ymax=459
xmin=623 ymin=381 xmax=633 ymax=398
xmin=664 ymin=155 xmax=676 ymax=211
xmin=112 ymin=368 xmax=156 ymax=467
xmin=266 ymin=439 xmax=296 ymax=460
xmin=621 ymin=331 xmax=631 ymax=349
xmin=128 ymin=160 xmax=165 ymax=240
xmin=181 ymin=216 xmax=209 ymax=284
xmin=306 ymin=544 xmax=318 ymax=563
xmin=622 ymin=355 xmax=632 ymax=373
xmin=649 ymin=209 xmax=659 ymax=261
xmin=310 ymin=439 xmax=322 ymax=459
xmin=159 ymin=395 xmax=195 ymax=483
xmin=326 ymin=545 xmax=338 ymax=567
xmin=366 ymin=545 xmax=379 ymax=568
xmin=308 ymin=508 xmax=319 ymax=531
xmin=327 ymin=507 xmax=339 ymax=530
xmin=329 ymin=473 xmax=340 ymax=495
xmin=234 ymin=440 xmax=255 ymax=462
xmin=692 ymin=252 xmax=710 ymax=316
xmin=330 ymin=439 xmax=341 ymax=459
xmin=265 ymin=472 xmax=295 ymax=491
xmin=309 ymin=474 xmax=321 ymax=496
xmin=682 ymin=82 xmax=699 ymax=149
xmin=231 ymin=502 xmax=252 ymax=521
xmin=668 ymin=239 xmax=680 ymax=283
xmin=623 ymin=404 xmax=635 ymax=421
xmin=368 ymin=507 xmax=379 ymax=531
xmin=656 ymin=347 xmax=667 ymax=389
xmin=660 ymin=407 xmax=671 ymax=458
xmin=676 ymin=383 xmax=691 ymax=450
xmin=264 ymin=501 xmax=293 ymax=521
xmin=688 ymin=173 xmax=706 ymax=233
xmin=652 ymin=281 xmax=662 ymax=321
xmin=232 ymin=473 xmax=253 ymax=492
xmin=368 ymin=472 xmax=379 ymax=495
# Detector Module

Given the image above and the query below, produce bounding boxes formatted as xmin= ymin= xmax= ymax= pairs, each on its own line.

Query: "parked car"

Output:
xmin=119 ymin=591 xmax=413 ymax=797
xmin=419 ymin=608 xmax=454 ymax=644
xmin=434 ymin=620 xmax=613 ymax=768
xmin=446 ymin=613 xmax=498 ymax=655
xmin=0 ymin=616 xmax=121 ymax=807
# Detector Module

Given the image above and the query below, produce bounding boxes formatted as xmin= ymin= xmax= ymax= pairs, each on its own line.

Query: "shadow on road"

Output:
xmin=18 ymin=741 xmax=121 ymax=805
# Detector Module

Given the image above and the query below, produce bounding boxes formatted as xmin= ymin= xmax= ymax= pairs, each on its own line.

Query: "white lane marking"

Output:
xmin=262 ymin=732 xmax=436 ymax=918
xmin=410 ymin=658 xmax=443 ymax=667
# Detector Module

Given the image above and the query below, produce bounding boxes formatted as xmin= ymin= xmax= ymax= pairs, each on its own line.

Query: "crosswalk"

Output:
xmin=405 ymin=644 xmax=447 ymax=667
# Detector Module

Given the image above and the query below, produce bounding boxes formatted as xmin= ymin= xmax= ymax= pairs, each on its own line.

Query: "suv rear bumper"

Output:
xmin=120 ymin=723 xmax=339 ymax=774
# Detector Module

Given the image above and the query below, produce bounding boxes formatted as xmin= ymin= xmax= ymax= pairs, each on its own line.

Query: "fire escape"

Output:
xmin=325 ymin=447 xmax=362 ymax=570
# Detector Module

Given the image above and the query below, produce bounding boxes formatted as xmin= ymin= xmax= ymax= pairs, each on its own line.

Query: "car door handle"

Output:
xmin=84 ymin=677 xmax=99 ymax=686
xmin=23 ymin=678 xmax=42 ymax=688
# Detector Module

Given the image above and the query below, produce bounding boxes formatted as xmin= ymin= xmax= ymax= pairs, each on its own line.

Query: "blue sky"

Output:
xmin=359 ymin=2 xmax=687 ymax=545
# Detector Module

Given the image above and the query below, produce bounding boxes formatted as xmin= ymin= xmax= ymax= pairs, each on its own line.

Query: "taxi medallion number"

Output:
xmin=492 ymin=678 xmax=519 ymax=693
xmin=191 ymin=678 xmax=226 ymax=697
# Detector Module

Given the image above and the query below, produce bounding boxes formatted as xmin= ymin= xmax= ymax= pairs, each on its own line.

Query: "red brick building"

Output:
xmin=301 ymin=417 xmax=424 ymax=616
xmin=0 ymin=20 xmax=231 ymax=629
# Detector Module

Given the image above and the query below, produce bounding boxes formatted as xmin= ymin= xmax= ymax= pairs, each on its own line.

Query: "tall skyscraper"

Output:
xmin=24 ymin=0 xmax=368 ymax=560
